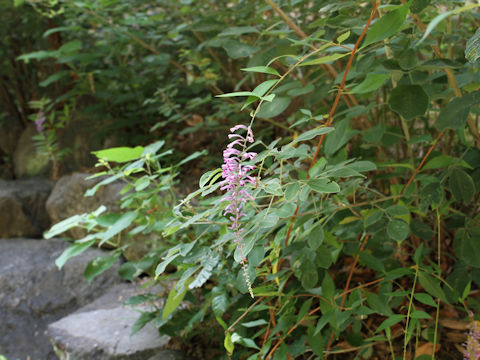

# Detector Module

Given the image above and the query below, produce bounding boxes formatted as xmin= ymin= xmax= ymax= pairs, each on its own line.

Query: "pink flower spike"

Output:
xmin=221 ymin=123 xmax=257 ymax=298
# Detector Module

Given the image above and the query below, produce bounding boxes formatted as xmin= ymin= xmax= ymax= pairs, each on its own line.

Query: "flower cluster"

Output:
xmin=464 ymin=313 xmax=480 ymax=360
xmin=220 ymin=124 xmax=257 ymax=298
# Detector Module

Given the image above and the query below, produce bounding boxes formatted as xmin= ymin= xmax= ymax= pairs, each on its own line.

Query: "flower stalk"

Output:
xmin=220 ymin=124 xmax=257 ymax=298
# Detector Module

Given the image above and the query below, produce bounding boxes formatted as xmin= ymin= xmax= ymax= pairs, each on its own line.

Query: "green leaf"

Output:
xmin=398 ymin=49 xmax=419 ymax=70
xmin=241 ymin=66 xmax=280 ymax=77
xmin=216 ymin=91 xmax=256 ymax=98
xmin=275 ymin=202 xmax=296 ymax=217
xmin=414 ymin=293 xmax=437 ymax=307
xmin=418 ymin=272 xmax=448 ymax=303
xmin=364 ymin=210 xmax=383 ymax=227
xmin=322 ymin=273 xmax=335 ymax=299
xmin=416 ymin=9 xmax=453 ymax=46
xmin=308 ymin=225 xmax=324 ymax=250
xmin=410 ymin=0 xmax=430 ymax=14
xmin=84 ymin=253 xmax=121 ymax=283
xmin=350 ymin=73 xmax=389 ymax=94
xmin=177 ymin=150 xmax=208 ymax=167
xmin=359 ymin=253 xmax=385 ymax=273
xmin=43 ymin=26 xmax=80 ymax=38
xmin=287 ymin=83 xmax=315 ymax=97
xmin=99 ymin=212 xmax=137 ymax=246
xmin=387 ymin=219 xmax=409 ymax=242
xmin=284 ymin=182 xmax=300 ymax=202
xmin=131 ymin=311 xmax=156 ymax=335
xmin=455 ymin=229 xmax=480 ymax=268
xmin=324 ymin=118 xmax=358 ymax=155
xmin=231 ymin=333 xmax=260 ymax=350
xmin=389 ymin=85 xmax=429 ymax=120
xmin=252 ymin=80 xmax=277 ymax=97
xmin=55 ymin=240 xmax=95 ymax=269
xmin=17 ymin=50 xmax=59 ymax=63
xmin=224 ymin=332 xmax=234 ymax=355
xmin=257 ymin=96 xmax=291 ymax=118
xmin=199 ymin=168 xmax=222 ymax=188
xmin=307 ymin=178 xmax=340 ymax=193
xmin=189 ymin=255 xmax=218 ymax=289
xmin=449 ymin=168 xmax=475 ymax=204
xmin=264 ymin=178 xmax=283 ymax=196
xmin=376 ymin=315 xmax=404 ymax=333
xmin=39 ymin=71 xmax=70 ymax=87
xmin=423 ymin=155 xmax=456 ymax=170
xmin=218 ymin=26 xmax=259 ymax=36
xmin=242 ymin=319 xmax=268 ymax=328
xmin=363 ymin=3 xmax=409 ymax=47
xmin=92 ymin=146 xmax=144 ymax=163
xmin=212 ymin=287 xmax=229 ymax=317
xmin=44 ymin=214 xmax=86 ymax=238
xmin=222 ymin=40 xmax=259 ymax=59
xmin=436 ymin=92 xmax=480 ymax=131
xmin=155 ymin=254 xmax=180 ymax=277
xmin=289 ymin=127 xmax=334 ymax=146
xmin=420 ymin=182 xmax=443 ymax=209
xmin=411 ymin=220 xmax=434 ymax=241
xmin=301 ymin=261 xmax=318 ymax=289
xmin=466 ymin=28 xmax=480 ymax=64
xmin=297 ymin=298 xmax=313 ymax=323
xmin=337 ymin=31 xmax=350 ymax=44
xmin=386 ymin=205 xmax=409 ymax=217
xmin=248 ymin=246 xmax=265 ymax=268
xmin=410 ymin=310 xmax=432 ymax=320
xmin=58 ymin=40 xmax=82 ymax=53
xmin=308 ymin=323 xmax=324 ymax=356
xmin=316 ymin=245 xmax=332 ymax=269
xmin=300 ymin=52 xmax=349 ymax=66
xmin=162 ymin=278 xmax=192 ymax=320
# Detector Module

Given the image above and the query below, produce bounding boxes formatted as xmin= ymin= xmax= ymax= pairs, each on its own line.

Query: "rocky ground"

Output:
xmin=0 ymin=175 xmax=192 ymax=360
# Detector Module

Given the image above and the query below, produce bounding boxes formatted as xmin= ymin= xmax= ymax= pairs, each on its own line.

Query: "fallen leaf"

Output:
xmin=440 ymin=318 xmax=469 ymax=331
xmin=415 ymin=342 xmax=440 ymax=358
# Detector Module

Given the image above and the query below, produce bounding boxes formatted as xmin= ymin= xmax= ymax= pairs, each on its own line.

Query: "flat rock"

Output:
xmin=0 ymin=178 xmax=52 ymax=238
xmin=0 ymin=238 xmax=122 ymax=360
xmin=46 ymin=172 xmax=124 ymax=239
xmin=48 ymin=284 xmax=189 ymax=360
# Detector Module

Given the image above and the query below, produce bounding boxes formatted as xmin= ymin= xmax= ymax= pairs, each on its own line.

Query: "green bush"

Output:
xmin=27 ymin=0 xmax=480 ymax=359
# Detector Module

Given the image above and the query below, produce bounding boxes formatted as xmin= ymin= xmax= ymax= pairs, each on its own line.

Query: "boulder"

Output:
xmin=13 ymin=123 xmax=51 ymax=178
xmin=48 ymin=284 xmax=189 ymax=360
xmin=0 ymin=178 xmax=52 ymax=238
xmin=0 ymin=238 xmax=122 ymax=360
xmin=46 ymin=172 xmax=124 ymax=239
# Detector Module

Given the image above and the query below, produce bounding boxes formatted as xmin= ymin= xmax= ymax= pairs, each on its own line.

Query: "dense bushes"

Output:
xmin=14 ymin=0 xmax=480 ymax=359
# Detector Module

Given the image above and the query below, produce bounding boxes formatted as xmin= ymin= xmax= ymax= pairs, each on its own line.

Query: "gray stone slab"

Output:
xmin=49 ymin=307 xmax=169 ymax=360
xmin=0 ymin=238 xmax=121 ymax=360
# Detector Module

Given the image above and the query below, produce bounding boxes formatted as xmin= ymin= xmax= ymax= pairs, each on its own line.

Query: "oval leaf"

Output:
xmin=389 ymin=85 xmax=429 ymax=120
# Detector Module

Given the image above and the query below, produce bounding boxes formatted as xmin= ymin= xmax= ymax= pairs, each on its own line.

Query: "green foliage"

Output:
xmin=32 ymin=0 xmax=480 ymax=359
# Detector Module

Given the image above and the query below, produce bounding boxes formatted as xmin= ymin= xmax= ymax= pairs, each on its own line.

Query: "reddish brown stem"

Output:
xmin=310 ymin=1 xmax=379 ymax=168
xmin=401 ymin=131 xmax=444 ymax=195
